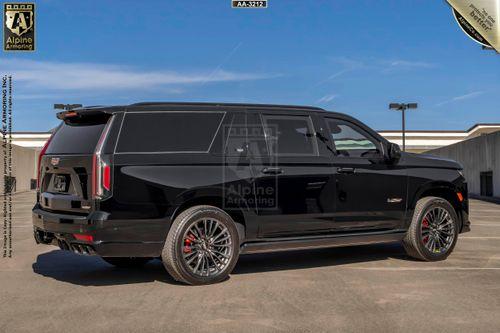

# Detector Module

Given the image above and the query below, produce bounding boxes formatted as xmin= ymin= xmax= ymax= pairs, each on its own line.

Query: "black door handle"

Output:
xmin=337 ymin=167 xmax=355 ymax=174
xmin=261 ymin=167 xmax=283 ymax=175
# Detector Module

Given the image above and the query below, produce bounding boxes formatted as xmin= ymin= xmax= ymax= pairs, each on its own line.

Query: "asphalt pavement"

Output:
xmin=1 ymin=192 xmax=499 ymax=332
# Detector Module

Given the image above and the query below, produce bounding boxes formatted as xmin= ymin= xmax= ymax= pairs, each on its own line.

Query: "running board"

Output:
xmin=239 ymin=231 xmax=405 ymax=255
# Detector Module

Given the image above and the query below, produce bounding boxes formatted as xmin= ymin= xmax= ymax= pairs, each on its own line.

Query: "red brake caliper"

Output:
xmin=183 ymin=234 xmax=195 ymax=253
xmin=422 ymin=218 xmax=429 ymax=243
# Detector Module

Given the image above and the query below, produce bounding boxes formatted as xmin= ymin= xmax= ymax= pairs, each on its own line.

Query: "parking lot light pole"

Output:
xmin=389 ymin=103 xmax=418 ymax=152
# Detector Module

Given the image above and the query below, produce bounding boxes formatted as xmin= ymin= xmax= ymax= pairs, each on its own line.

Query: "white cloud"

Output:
xmin=316 ymin=94 xmax=338 ymax=103
xmin=452 ymin=91 xmax=485 ymax=101
xmin=388 ymin=60 xmax=435 ymax=68
xmin=14 ymin=93 xmax=60 ymax=100
xmin=382 ymin=60 xmax=436 ymax=73
xmin=0 ymin=59 xmax=279 ymax=91
xmin=435 ymin=91 xmax=485 ymax=107
xmin=311 ymin=57 xmax=365 ymax=88
xmin=313 ymin=57 xmax=436 ymax=88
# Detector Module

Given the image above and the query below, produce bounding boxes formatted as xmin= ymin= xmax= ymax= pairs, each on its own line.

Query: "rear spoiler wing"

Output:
xmin=56 ymin=109 xmax=111 ymax=121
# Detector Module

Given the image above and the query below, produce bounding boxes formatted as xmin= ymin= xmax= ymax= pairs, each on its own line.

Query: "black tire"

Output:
xmin=403 ymin=196 xmax=459 ymax=261
xmin=162 ymin=205 xmax=240 ymax=285
xmin=102 ymin=257 xmax=151 ymax=268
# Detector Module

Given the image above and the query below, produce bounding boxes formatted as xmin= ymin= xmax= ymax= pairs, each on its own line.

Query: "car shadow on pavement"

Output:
xmin=32 ymin=250 xmax=178 ymax=286
xmin=33 ymin=243 xmax=407 ymax=286
xmin=232 ymin=242 xmax=407 ymax=274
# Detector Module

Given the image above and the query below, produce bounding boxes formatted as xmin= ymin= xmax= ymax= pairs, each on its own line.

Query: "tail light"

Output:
xmin=37 ymin=133 xmax=53 ymax=191
xmin=92 ymin=117 xmax=114 ymax=199
xmin=73 ymin=234 xmax=94 ymax=242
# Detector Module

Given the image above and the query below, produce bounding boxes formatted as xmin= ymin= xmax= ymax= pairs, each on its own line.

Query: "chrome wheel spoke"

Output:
xmin=213 ymin=235 xmax=231 ymax=243
xmin=191 ymin=227 xmax=202 ymax=240
xmin=208 ymin=220 xmax=218 ymax=238
xmin=212 ymin=228 xmax=227 ymax=242
xmin=185 ymin=253 xmax=198 ymax=264
xmin=211 ymin=249 xmax=230 ymax=259
xmin=193 ymin=255 xmax=203 ymax=273
xmin=207 ymin=251 xmax=222 ymax=272
xmin=427 ymin=237 xmax=434 ymax=251
xmin=216 ymin=242 xmax=232 ymax=246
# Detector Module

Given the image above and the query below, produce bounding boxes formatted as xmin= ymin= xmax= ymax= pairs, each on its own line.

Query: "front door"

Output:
xmin=324 ymin=117 xmax=407 ymax=232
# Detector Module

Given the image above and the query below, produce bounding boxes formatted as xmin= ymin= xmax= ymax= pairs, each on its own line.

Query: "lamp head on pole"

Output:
xmin=389 ymin=103 xmax=418 ymax=111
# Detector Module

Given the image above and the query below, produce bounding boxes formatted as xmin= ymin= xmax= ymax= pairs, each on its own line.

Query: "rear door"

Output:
xmin=250 ymin=110 xmax=336 ymax=237
xmin=324 ymin=116 xmax=407 ymax=231
xmin=39 ymin=115 xmax=112 ymax=214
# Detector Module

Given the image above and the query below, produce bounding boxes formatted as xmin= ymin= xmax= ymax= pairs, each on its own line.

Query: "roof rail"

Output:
xmin=128 ymin=101 xmax=325 ymax=111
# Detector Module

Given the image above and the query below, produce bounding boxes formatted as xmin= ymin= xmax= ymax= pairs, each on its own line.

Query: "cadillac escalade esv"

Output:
xmin=33 ymin=102 xmax=470 ymax=285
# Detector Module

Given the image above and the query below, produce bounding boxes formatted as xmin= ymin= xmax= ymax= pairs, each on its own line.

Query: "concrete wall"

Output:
xmin=428 ymin=131 xmax=500 ymax=198
xmin=0 ymin=144 xmax=38 ymax=193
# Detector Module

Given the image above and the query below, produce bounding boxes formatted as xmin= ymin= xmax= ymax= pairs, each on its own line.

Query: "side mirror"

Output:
xmin=387 ymin=142 xmax=401 ymax=162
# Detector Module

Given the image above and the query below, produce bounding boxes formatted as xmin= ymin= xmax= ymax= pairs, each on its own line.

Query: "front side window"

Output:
xmin=326 ymin=118 xmax=380 ymax=158
xmin=116 ymin=112 xmax=224 ymax=153
xmin=262 ymin=114 xmax=318 ymax=156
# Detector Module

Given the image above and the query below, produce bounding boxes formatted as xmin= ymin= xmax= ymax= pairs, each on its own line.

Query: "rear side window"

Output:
xmin=224 ymin=113 xmax=247 ymax=156
xmin=46 ymin=121 xmax=107 ymax=154
xmin=116 ymin=112 xmax=224 ymax=153
xmin=262 ymin=114 xmax=318 ymax=156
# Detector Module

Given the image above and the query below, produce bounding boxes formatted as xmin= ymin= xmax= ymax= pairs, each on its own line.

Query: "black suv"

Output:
xmin=33 ymin=102 xmax=470 ymax=285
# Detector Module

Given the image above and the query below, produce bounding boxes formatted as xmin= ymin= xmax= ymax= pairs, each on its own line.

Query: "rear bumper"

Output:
xmin=32 ymin=205 xmax=170 ymax=257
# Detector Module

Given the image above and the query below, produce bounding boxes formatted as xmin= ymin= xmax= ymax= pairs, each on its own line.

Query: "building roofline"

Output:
xmin=379 ymin=123 xmax=500 ymax=134
xmin=5 ymin=131 xmax=52 ymax=135
xmin=378 ymin=130 xmax=469 ymax=133
xmin=9 ymin=121 xmax=500 ymax=136
xmin=466 ymin=123 xmax=500 ymax=132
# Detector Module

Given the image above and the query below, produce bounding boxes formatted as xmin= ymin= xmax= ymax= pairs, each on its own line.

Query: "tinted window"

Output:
xmin=46 ymin=121 xmax=106 ymax=154
xmin=247 ymin=113 xmax=268 ymax=156
xmin=326 ymin=119 xmax=380 ymax=158
xmin=222 ymin=113 xmax=268 ymax=156
xmin=116 ymin=112 xmax=224 ymax=153
xmin=262 ymin=115 xmax=318 ymax=156
xmin=224 ymin=113 xmax=247 ymax=156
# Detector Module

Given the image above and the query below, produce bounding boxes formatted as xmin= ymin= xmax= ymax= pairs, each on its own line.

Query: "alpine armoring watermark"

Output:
xmin=2 ymin=75 xmax=12 ymax=258
xmin=221 ymin=121 xmax=278 ymax=211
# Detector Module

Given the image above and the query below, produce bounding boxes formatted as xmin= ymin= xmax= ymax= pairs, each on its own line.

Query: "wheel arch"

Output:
xmin=171 ymin=193 xmax=249 ymax=243
xmin=411 ymin=181 xmax=463 ymax=229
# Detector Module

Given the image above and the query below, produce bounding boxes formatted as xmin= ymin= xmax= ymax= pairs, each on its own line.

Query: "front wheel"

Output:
xmin=162 ymin=205 xmax=240 ymax=285
xmin=403 ymin=196 xmax=459 ymax=261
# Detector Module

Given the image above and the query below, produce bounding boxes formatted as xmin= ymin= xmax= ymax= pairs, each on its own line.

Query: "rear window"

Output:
xmin=46 ymin=121 xmax=106 ymax=154
xmin=116 ymin=112 xmax=225 ymax=153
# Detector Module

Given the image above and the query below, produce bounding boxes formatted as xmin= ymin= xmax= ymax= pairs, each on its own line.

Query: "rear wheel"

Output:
xmin=403 ymin=196 xmax=459 ymax=261
xmin=102 ymin=257 xmax=151 ymax=268
xmin=162 ymin=205 xmax=240 ymax=285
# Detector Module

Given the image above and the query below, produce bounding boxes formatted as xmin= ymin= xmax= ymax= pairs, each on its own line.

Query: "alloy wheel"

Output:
xmin=421 ymin=206 xmax=455 ymax=254
xmin=181 ymin=218 xmax=233 ymax=277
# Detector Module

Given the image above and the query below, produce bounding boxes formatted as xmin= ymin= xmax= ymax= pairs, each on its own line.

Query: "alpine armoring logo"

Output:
xmin=3 ymin=3 xmax=35 ymax=51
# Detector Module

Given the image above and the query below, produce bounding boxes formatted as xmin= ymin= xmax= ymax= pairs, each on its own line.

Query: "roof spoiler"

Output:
xmin=56 ymin=109 xmax=111 ymax=121
xmin=56 ymin=111 xmax=78 ymax=120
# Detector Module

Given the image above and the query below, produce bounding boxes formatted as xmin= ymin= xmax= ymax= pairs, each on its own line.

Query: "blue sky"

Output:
xmin=2 ymin=0 xmax=499 ymax=131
